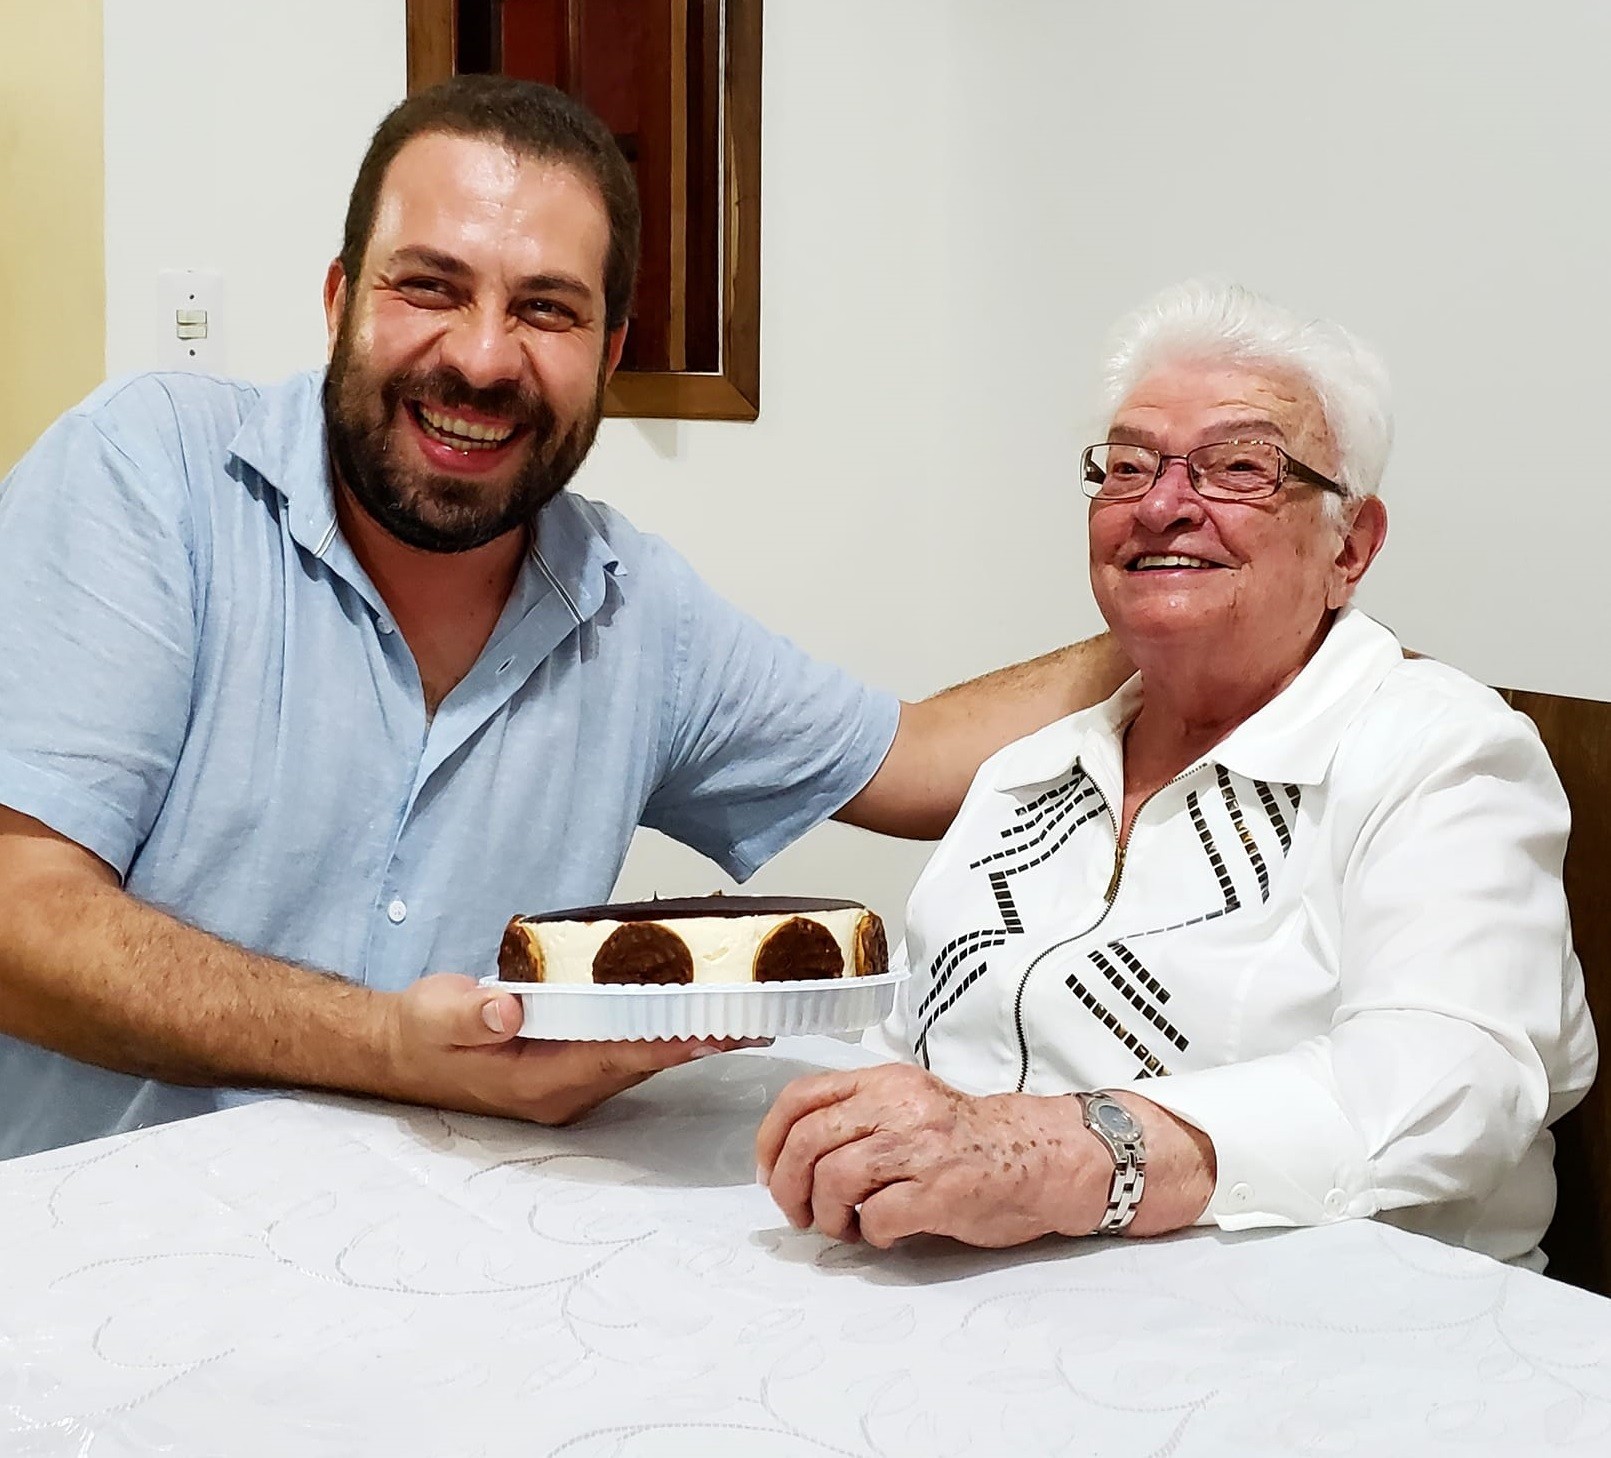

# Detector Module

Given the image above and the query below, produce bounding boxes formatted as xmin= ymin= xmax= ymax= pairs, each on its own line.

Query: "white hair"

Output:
xmin=1100 ymin=280 xmax=1394 ymax=507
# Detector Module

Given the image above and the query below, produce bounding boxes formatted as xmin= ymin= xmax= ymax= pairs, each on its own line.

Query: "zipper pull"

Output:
xmin=1104 ymin=843 xmax=1125 ymax=904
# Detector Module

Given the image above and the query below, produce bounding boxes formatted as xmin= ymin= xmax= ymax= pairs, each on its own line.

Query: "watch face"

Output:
xmin=1092 ymin=1099 xmax=1141 ymax=1142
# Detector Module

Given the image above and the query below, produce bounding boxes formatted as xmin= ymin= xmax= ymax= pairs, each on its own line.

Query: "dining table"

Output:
xmin=3 ymin=1035 xmax=1610 ymax=1457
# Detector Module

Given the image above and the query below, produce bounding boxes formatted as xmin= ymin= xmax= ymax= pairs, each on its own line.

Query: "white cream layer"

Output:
xmin=527 ymin=909 xmax=870 ymax=984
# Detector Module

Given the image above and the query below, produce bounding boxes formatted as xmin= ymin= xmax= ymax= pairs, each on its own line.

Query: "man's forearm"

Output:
xmin=0 ymin=809 xmax=726 ymax=1133
xmin=840 ymin=632 xmax=1133 ymax=839
xmin=2 ymin=862 xmax=396 ymax=1095
xmin=926 ymin=632 xmax=1132 ymax=732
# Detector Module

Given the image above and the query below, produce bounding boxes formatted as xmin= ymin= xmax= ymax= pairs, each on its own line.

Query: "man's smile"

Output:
xmin=408 ymin=401 xmax=526 ymax=453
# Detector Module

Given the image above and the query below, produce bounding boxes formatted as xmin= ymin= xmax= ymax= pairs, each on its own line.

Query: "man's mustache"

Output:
xmin=381 ymin=367 xmax=555 ymax=433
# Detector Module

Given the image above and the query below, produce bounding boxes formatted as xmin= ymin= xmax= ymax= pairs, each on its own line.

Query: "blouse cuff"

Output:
xmin=1133 ymin=1051 xmax=1380 ymax=1231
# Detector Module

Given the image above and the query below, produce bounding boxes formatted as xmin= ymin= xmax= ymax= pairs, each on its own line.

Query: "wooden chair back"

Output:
xmin=1501 ymin=687 xmax=1611 ymax=1295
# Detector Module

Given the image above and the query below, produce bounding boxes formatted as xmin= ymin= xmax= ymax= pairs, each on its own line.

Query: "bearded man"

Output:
xmin=0 ymin=77 xmax=1127 ymax=1157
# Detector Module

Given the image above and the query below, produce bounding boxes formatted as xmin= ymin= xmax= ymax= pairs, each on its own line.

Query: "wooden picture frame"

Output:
xmin=405 ymin=0 xmax=760 ymax=421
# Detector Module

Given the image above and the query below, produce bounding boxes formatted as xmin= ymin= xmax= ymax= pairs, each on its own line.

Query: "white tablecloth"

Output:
xmin=3 ymin=1039 xmax=1610 ymax=1457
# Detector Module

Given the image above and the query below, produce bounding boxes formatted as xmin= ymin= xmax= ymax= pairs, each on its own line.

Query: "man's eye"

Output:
xmin=397 ymin=278 xmax=451 ymax=302
xmin=521 ymin=300 xmax=578 ymax=330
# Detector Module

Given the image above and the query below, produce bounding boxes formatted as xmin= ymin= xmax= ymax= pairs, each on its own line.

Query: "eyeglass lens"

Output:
xmin=1085 ymin=441 xmax=1286 ymax=500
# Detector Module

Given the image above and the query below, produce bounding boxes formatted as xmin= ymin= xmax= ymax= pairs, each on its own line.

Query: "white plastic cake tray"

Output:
xmin=481 ymin=969 xmax=909 ymax=1042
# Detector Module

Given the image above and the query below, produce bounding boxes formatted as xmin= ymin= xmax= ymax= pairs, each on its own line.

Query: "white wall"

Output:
xmin=103 ymin=0 xmax=405 ymax=381
xmin=937 ymin=0 xmax=1611 ymax=703
xmin=102 ymin=0 xmax=1611 ymax=937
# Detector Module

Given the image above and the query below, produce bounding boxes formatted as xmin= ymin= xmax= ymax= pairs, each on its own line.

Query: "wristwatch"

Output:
xmin=1074 ymin=1091 xmax=1147 ymax=1233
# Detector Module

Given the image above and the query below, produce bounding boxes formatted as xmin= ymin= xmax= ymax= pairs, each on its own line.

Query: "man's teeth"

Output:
xmin=1133 ymin=554 xmax=1215 ymax=570
xmin=417 ymin=404 xmax=517 ymax=448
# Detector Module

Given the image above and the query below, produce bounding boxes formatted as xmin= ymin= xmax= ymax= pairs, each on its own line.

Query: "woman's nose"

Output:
xmin=1133 ymin=457 xmax=1206 ymax=532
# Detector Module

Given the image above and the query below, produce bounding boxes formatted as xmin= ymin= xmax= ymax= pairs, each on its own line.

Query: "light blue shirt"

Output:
xmin=0 ymin=370 xmax=899 ymax=1157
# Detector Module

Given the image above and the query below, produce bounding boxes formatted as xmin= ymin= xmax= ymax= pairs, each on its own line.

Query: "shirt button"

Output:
xmin=1229 ymin=1182 xmax=1252 ymax=1205
xmin=387 ymin=899 xmax=408 ymax=924
xmin=378 ymin=619 xmax=395 ymax=635
xmin=1323 ymin=1188 xmax=1348 ymax=1217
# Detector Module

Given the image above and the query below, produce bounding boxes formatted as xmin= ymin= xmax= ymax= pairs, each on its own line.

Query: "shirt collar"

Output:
xmin=991 ymin=606 xmax=1405 ymax=792
xmin=525 ymin=492 xmax=622 ymax=626
xmin=226 ymin=369 xmax=341 ymax=558
xmin=226 ymin=368 xmax=620 ymax=624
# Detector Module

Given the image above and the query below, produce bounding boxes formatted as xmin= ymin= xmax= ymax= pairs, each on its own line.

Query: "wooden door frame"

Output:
xmin=405 ymin=0 xmax=761 ymax=421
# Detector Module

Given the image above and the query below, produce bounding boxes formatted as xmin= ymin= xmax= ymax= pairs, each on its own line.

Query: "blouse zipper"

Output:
xmin=1101 ymin=762 xmax=1199 ymax=909
xmin=1011 ymin=761 xmax=1203 ymax=1092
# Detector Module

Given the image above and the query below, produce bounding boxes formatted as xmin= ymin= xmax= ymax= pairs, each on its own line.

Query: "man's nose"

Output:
xmin=1133 ymin=457 xmax=1206 ymax=532
xmin=437 ymin=302 xmax=524 ymax=388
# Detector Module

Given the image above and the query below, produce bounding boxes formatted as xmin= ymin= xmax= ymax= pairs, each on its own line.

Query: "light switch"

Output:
xmin=157 ymin=269 xmax=226 ymax=371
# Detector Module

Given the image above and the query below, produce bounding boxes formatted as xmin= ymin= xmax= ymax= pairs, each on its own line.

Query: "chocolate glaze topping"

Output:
xmin=517 ymin=895 xmax=865 ymax=924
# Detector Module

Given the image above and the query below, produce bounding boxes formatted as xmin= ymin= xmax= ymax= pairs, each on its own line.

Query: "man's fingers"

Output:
xmin=514 ymin=1038 xmax=712 ymax=1124
xmin=403 ymin=973 xmax=524 ymax=1048
xmin=857 ymin=1181 xmax=927 ymax=1249
xmin=522 ymin=1037 xmax=710 ymax=1083
xmin=594 ymin=1037 xmax=714 ymax=1078
xmin=479 ymin=990 xmax=524 ymax=1039
xmin=754 ymin=1069 xmax=866 ymax=1180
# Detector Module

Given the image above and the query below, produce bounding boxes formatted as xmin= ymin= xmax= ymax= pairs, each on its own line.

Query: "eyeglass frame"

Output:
xmin=1080 ymin=438 xmax=1347 ymax=504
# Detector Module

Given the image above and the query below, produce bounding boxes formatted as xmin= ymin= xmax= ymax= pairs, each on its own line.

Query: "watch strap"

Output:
xmin=1075 ymin=1091 xmax=1147 ymax=1234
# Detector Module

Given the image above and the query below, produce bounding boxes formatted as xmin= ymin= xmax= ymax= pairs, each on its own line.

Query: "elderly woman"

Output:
xmin=757 ymin=282 xmax=1597 ymax=1267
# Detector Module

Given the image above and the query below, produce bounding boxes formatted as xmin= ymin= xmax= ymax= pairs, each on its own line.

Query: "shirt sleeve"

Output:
xmin=1137 ymin=686 xmax=1598 ymax=1235
xmin=638 ymin=535 xmax=900 ymax=880
xmin=0 ymin=382 xmax=199 ymax=876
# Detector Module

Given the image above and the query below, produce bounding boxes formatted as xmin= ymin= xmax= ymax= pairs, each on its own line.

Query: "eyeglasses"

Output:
xmin=1080 ymin=439 xmax=1346 ymax=503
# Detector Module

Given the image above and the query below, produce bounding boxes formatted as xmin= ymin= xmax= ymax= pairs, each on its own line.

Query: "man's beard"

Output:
xmin=323 ymin=325 xmax=607 ymax=554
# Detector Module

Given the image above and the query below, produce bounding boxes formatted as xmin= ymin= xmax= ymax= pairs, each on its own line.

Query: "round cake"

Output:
xmin=497 ymin=895 xmax=889 ymax=986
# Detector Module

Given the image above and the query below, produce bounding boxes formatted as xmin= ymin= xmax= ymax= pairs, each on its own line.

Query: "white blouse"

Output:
xmin=870 ymin=608 xmax=1598 ymax=1265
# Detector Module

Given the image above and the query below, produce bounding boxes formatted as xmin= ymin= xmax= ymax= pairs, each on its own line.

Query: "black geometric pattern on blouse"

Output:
xmin=915 ymin=765 xmax=1100 ymax=1065
xmin=1193 ymin=786 xmax=1240 ymax=913
xmin=1218 ymin=764 xmax=1270 ymax=903
xmin=991 ymin=871 xmax=1024 ymax=934
xmin=916 ymin=928 xmax=1012 ymax=1023
xmin=1064 ymin=970 xmax=1169 ymax=1077
xmin=1256 ymin=778 xmax=1293 ymax=854
xmin=914 ymin=957 xmax=1000 ymax=1067
xmin=968 ymin=774 xmax=1101 ymax=867
xmin=1089 ymin=947 xmax=1189 ymax=1052
xmin=1071 ymin=776 xmax=1304 ymax=1075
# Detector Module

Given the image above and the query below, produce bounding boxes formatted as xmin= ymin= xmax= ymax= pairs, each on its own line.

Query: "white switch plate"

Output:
xmin=157 ymin=268 xmax=227 ymax=372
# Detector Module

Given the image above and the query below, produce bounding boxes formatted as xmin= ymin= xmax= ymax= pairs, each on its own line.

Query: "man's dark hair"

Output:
xmin=341 ymin=75 xmax=640 ymax=331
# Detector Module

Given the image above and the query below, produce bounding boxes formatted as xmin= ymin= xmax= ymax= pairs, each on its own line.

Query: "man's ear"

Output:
xmin=1327 ymin=494 xmax=1388 ymax=610
xmin=322 ymin=260 xmax=348 ymax=361
xmin=603 ymin=323 xmax=629 ymax=383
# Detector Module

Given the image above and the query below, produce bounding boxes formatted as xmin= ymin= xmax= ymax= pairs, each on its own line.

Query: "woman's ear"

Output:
xmin=1327 ymin=495 xmax=1388 ymax=610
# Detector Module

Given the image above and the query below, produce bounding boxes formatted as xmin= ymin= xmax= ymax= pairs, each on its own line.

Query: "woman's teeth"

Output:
xmin=1132 ymin=554 xmax=1215 ymax=570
